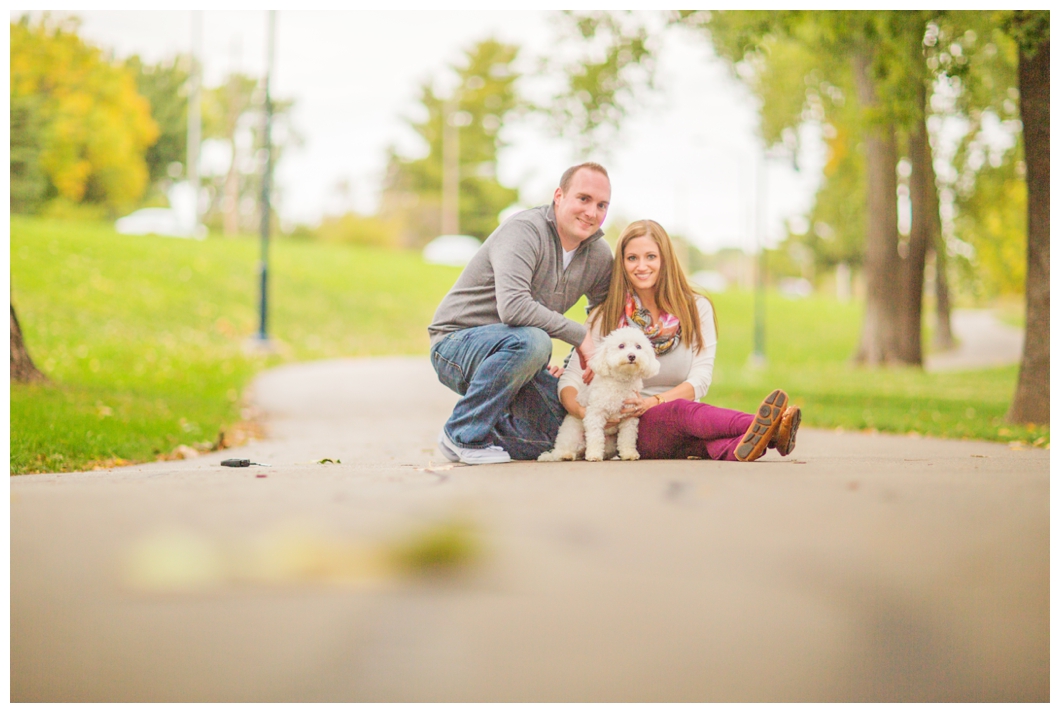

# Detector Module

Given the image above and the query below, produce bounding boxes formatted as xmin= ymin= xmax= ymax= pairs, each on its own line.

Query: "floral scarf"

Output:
xmin=621 ymin=292 xmax=681 ymax=356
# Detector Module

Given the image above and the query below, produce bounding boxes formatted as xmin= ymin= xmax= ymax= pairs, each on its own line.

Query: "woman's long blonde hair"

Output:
xmin=589 ymin=219 xmax=717 ymax=353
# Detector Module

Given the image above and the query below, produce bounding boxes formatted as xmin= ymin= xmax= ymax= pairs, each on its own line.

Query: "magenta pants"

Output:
xmin=636 ymin=399 xmax=753 ymax=461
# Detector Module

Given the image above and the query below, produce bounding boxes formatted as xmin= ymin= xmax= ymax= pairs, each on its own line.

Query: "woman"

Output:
xmin=557 ymin=219 xmax=800 ymax=462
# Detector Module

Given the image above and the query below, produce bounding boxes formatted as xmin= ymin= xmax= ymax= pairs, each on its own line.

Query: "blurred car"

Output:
xmin=779 ymin=277 xmax=814 ymax=298
xmin=115 ymin=182 xmax=206 ymax=239
xmin=422 ymin=234 xmax=482 ymax=267
xmin=690 ymin=270 xmax=728 ymax=293
xmin=115 ymin=208 xmax=204 ymax=239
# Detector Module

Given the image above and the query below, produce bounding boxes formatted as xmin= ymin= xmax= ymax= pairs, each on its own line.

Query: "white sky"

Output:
xmin=12 ymin=9 xmax=825 ymax=253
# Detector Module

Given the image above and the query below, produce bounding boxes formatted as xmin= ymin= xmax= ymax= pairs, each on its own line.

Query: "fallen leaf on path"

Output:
xmin=315 ymin=458 xmax=341 ymax=464
xmin=414 ymin=463 xmax=457 ymax=473
xmin=170 ymin=444 xmax=200 ymax=460
xmin=121 ymin=517 xmax=482 ymax=594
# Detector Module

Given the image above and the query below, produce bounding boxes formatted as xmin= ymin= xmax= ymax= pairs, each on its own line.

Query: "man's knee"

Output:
xmin=509 ymin=327 xmax=553 ymax=369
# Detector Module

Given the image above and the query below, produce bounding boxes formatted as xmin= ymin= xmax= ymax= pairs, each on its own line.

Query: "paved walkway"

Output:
xmin=10 ymin=310 xmax=1045 ymax=702
xmin=924 ymin=309 xmax=1024 ymax=372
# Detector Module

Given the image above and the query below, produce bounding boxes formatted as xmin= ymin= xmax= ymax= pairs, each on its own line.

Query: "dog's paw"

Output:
xmin=537 ymin=451 xmax=559 ymax=462
xmin=619 ymin=451 xmax=640 ymax=461
xmin=585 ymin=451 xmax=604 ymax=462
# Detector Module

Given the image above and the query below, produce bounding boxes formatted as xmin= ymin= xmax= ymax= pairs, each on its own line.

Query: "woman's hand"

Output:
xmin=547 ymin=364 xmax=564 ymax=378
xmin=582 ymin=366 xmax=595 ymax=385
xmin=621 ymin=395 xmax=661 ymax=419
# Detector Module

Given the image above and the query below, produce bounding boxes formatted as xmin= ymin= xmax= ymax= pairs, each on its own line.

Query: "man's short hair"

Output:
xmin=558 ymin=162 xmax=609 ymax=193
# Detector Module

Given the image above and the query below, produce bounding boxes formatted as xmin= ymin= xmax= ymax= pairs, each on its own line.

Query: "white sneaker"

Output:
xmin=438 ymin=431 xmax=511 ymax=465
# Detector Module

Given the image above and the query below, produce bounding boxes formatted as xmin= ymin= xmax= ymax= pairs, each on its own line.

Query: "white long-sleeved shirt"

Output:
xmin=558 ymin=294 xmax=718 ymax=401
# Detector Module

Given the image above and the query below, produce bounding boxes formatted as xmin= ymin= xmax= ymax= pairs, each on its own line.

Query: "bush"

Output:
xmin=315 ymin=211 xmax=401 ymax=248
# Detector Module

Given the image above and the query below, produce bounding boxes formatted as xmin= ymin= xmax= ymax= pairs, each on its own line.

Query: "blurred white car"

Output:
xmin=690 ymin=270 xmax=728 ymax=293
xmin=115 ymin=182 xmax=206 ymax=239
xmin=423 ymin=234 xmax=482 ymax=267
xmin=116 ymin=208 xmax=201 ymax=239
xmin=779 ymin=277 xmax=814 ymax=298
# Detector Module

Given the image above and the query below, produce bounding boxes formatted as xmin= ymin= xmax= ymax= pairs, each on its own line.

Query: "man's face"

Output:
xmin=553 ymin=169 xmax=611 ymax=245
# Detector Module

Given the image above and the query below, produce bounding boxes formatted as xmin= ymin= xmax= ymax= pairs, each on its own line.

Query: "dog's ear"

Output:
xmin=639 ymin=335 xmax=661 ymax=378
xmin=588 ymin=344 xmax=610 ymax=377
xmin=643 ymin=349 xmax=661 ymax=378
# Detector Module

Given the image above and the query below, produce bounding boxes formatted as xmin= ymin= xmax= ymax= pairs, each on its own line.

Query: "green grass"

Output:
xmin=556 ymin=290 xmax=1047 ymax=448
xmin=10 ymin=216 xmax=462 ymax=474
xmin=10 ymin=216 xmax=1046 ymax=475
xmin=699 ymin=291 xmax=1046 ymax=447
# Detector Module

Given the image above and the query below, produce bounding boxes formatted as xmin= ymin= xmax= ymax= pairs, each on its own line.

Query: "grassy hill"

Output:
xmin=10 ymin=216 xmax=1046 ymax=474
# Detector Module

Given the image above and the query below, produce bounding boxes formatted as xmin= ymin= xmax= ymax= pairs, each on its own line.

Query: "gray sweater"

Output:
xmin=428 ymin=203 xmax=613 ymax=347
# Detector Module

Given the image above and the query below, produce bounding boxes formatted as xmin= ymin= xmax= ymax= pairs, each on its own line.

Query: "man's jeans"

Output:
xmin=430 ymin=324 xmax=567 ymax=460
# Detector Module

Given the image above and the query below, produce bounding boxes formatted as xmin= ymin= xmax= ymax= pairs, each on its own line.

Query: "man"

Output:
xmin=428 ymin=162 xmax=614 ymax=464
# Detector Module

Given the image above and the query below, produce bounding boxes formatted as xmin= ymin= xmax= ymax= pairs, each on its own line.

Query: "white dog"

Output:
xmin=539 ymin=326 xmax=660 ymax=462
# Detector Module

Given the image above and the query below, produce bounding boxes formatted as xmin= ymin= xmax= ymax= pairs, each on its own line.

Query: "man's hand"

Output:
xmin=575 ymin=330 xmax=595 ymax=370
xmin=546 ymin=364 xmax=564 ymax=378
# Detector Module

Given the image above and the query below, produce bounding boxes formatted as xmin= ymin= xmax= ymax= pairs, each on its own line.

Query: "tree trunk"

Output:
xmin=931 ymin=234 xmax=956 ymax=350
xmin=1006 ymin=38 xmax=1049 ymax=425
xmin=223 ymin=140 xmax=241 ymax=236
xmin=896 ymin=79 xmax=935 ymax=366
xmin=223 ymin=72 xmax=242 ymax=237
xmin=11 ymin=304 xmax=47 ymax=383
xmin=851 ymin=48 xmax=902 ymax=366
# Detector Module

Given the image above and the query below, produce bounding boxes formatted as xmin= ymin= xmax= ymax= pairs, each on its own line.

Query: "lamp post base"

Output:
xmin=243 ymin=334 xmax=278 ymax=355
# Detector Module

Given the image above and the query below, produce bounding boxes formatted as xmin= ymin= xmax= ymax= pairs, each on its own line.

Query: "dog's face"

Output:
xmin=589 ymin=326 xmax=661 ymax=379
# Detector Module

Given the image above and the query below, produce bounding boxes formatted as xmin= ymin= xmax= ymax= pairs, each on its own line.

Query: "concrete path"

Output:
xmin=10 ymin=348 xmax=1048 ymax=702
xmin=924 ymin=309 xmax=1025 ymax=372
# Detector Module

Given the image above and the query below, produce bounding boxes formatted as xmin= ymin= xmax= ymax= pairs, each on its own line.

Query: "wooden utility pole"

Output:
xmin=187 ymin=11 xmax=203 ymax=228
xmin=441 ymin=96 xmax=460 ymax=236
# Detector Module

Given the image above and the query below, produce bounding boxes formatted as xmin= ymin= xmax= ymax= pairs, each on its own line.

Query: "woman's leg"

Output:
xmin=637 ymin=399 xmax=753 ymax=461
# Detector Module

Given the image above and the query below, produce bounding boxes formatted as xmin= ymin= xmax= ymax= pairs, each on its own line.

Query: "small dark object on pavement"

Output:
xmin=221 ymin=458 xmax=272 ymax=467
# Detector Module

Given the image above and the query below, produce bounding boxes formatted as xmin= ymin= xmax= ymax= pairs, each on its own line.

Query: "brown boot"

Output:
xmin=735 ymin=389 xmax=788 ymax=462
xmin=771 ymin=406 xmax=801 ymax=457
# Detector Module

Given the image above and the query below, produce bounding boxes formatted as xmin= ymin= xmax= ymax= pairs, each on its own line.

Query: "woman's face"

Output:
xmin=623 ymin=235 xmax=662 ymax=294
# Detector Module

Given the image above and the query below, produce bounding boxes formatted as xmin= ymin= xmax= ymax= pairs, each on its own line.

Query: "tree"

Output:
xmin=10 ymin=305 xmax=46 ymax=384
xmin=701 ymin=11 xmax=988 ymax=366
xmin=201 ymin=72 xmax=298 ymax=235
xmin=691 ymin=12 xmax=916 ymax=363
xmin=1004 ymin=11 xmax=1049 ymax=425
xmin=543 ymin=11 xmax=660 ymax=157
xmin=924 ymin=12 xmax=1021 ymax=348
xmin=10 ymin=94 xmax=47 ymax=214
xmin=380 ymin=38 xmax=522 ymax=247
xmin=928 ymin=10 xmax=1049 ymax=422
xmin=9 ymin=14 xmax=159 ymax=215
xmin=124 ymin=54 xmax=189 ymax=187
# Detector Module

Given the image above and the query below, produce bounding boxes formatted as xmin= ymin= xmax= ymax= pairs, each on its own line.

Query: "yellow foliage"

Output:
xmin=10 ymin=15 xmax=159 ymax=212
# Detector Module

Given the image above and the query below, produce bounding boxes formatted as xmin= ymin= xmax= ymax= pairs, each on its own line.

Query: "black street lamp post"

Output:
xmin=256 ymin=11 xmax=276 ymax=347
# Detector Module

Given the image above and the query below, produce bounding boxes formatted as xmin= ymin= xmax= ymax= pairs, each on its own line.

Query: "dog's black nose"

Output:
xmin=627 ymin=354 xmax=636 ymax=362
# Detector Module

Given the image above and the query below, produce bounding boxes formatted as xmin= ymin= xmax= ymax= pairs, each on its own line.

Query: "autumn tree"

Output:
xmin=9 ymin=14 xmax=159 ymax=215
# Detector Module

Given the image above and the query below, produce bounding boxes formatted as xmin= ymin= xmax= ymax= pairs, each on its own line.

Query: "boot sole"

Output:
xmin=775 ymin=407 xmax=801 ymax=457
xmin=735 ymin=389 xmax=788 ymax=462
